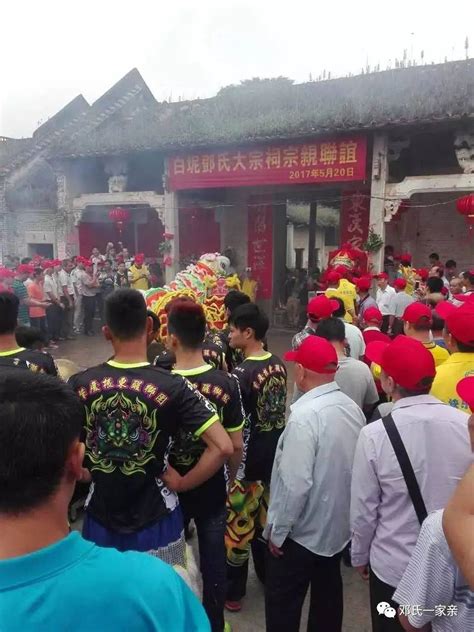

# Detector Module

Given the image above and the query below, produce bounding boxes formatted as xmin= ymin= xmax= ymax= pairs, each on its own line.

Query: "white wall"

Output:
xmin=5 ymin=209 xmax=57 ymax=258
xmin=293 ymin=225 xmax=335 ymax=269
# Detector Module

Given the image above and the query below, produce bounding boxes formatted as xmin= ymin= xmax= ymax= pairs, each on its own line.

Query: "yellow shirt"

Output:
xmin=423 ymin=341 xmax=450 ymax=367
xmin=242 ymin=278 xmax=258 ymax=302
xmin=430 ymin=352 xmax=474 ymax=411
xmin=326 ymin=279 xmax=356 ymax=322
xmin=129 ymin=264 xmax=150 ymax=291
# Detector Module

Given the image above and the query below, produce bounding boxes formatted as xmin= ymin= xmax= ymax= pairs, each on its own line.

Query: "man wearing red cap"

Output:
xmin=291 ymin=295 xmax=339 ymax=351
xmin=430 ymin=302 xmax=474 ymax=409
xmin=398 ymin=253 xmax=416 ymax=295
xmin=12 ymin=264 xmax=37 ymax=326
xmin=375 ymin=273 xmax=395 ymax=334
xmin=387 ymin=278 xmax=415 ymax=336
xmin=394 ymin=375 xmax=474 ymax=632
xmin=265 ymin=336 xmax=365 ymax=632
xmin=402 ymin=302 xmax=449 ymax=367
xmin=325 ymin=270 xmax=357 ymax=323
xmin=0 ymin=267 xmax=14 ymax=293
xmin=350 ymin=336 xmax=471 ymax=632
xmin=43 ymin=261 xmax=63 ymax=344
xmin=355 ymin=277 xmax=377 ymax=328
xmin=129 ymin=254 xmax=150 ymax=291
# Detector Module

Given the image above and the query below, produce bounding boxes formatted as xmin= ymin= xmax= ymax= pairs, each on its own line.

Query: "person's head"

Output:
xmin=32 ymin=267 xmax=44 ymax=283
xmin=449 ymin=277 xmax=463 ymax=295
xmin=61 ymin=258 xmax=70 ymax=272
xmin=365 ymin=336 xmax=436 ymax=400
xmin=91 ymin=247 xmax=100 ymax=257
xmin=436 ymin=302 xmax=474 ymax=354
xmin=326 ymin=270 xmax=341 ymax=288
xmin=306 ymin=295 xmax=339 ymax=325
xmin=429 ymin=252 xmax=440 ymax=267
xmin=364 ymin=306 xmax=383 ymax=328
xmin=355 ymin=276 xmax=371 ymax=297
xmin=224 ymin=290 xmax=250 ymax=320
xmin=431 ymin=312 xmax=445 ymax=337
xmin=0 ymin=292 xmax=19 ymax=335
xmin=103 ymin=289 xmax=150 ymax=346
xmin=429 ymin=265 xmax=444 ymax=279
xmin=376 ymin=272 xmax=389 ymax=290
xmin=245 ymin=267 xmax=252 ymax=279
xmin=393 ymin=278 xmax=407 ymax=293
xmin=117 ymin=261 xmax=126 ymax=274
xmin=0 ymin=267 xmax=14 ymax=288
xmin=399 ymin=253 xmax=412 ymax=267
xmin=426 ymin=276 xmax=444 ymax=294
xmin=385 ymin=245 xmax=394 ymax=258
xmin=0 ymin=370 xmax=85 ymax=516
xmin=456 ymin=377 xmax=474 ymax=451
xmin=331 ymin=297 xmax=346 ymax=319
xmin=108 ymin=248 xmax=116 ymax=259
xmin=461 ymin=270 xmax=474 ymax=291
xmin=403 ymin=302 xmax=432 ymax=339
xmin=134 ymin=253 xmax=145 ymax=268
xmin=53 ymin=260 xmax=62 ymax=274
xmin=167 ymin=301 xmax=206 ymax=353
xmin=284 ymin=335 xmax=338 ymax=393
xmin=15 ymin=326 xmax=47 ymax=350
xmin=20 ymin=257 xmax=32 ymax=265
xmin=146 ymin=309 xmax=161 ymax=346
xmin=314 ymin=317 xmax=346 ymax=355
xmin=445 ymin=259 xmax=457 ymax=278
xmin=106 ymin=242 xmax=114 ymax=251
xmin=84 ymin=261 xmax=94 ymax=275
xmin=415 ymin=268 xmax=429 ymax=283
xmin=229 ymin=303 xmax=269 ymax=350
xmin=104 ymin=259 xmax=113 ymax=272
xmin=122 ymin=248 xmax=129 ymax=258
xmin=15 ymin=264 xmax=33 ymax=282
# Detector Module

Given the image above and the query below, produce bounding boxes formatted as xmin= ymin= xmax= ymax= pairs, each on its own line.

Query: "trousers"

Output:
xmin=369 ymin=571 xmax=403 ymax=632
xmin=46 ymin=303 xmax=63 ymax=340
xmin=83 ymin=295 xmax=96 ymax=334
xmin=225 ymin=480 xmax=268 ymax=601
xmin=265 ymin=539 xmax=343 ymax=632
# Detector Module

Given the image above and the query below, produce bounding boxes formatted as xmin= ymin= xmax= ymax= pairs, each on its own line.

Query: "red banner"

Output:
xmin=248 ymin=204 xmax=273 ymax=299
xmin=168 ymin=136 xmax=367 ymax=190
xmin=340 ymin=191 xmax=370 ymax=249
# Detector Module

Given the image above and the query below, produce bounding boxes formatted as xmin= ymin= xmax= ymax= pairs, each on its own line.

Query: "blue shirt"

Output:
xmin=0 ymin=531 xmax=210 ymax=631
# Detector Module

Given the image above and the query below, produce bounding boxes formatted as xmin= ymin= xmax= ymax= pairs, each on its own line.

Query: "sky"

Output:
xmin=1 ymin=0 xmax=472 ymax=138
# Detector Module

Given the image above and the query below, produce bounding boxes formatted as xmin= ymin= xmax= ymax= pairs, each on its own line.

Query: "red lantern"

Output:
xmin=108 ymin=207 xmax=130 ymax=235
xmin=456 ymin=194 xmax=474 ymax=216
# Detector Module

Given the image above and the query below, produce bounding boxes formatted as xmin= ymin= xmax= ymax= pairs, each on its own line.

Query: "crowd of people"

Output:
xmin=0 ymin=246 xmax=473 ymax=632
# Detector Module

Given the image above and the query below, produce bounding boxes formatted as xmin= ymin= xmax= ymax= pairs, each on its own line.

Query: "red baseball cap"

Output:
xmin=0 ymin=267 xmax=14 ymax=279
xmin=400 ymin=253 xmax=412 ymax=265
xmin=444 ymin=304 xmax=474 ymax=346
xmin=16 ymin=264 xmax=34 ymax=275
xmin=365 ymin=336 xmax=436 ymax=390
xmin=284 ymin=336 xmax=338 ymax=374
xmin=394 ymin=278 xmax=407 ymax=290
xmin=375 ymin=272 xmax=389 ymax=280
xmin=356 ymin=277 xmax=371 ymax=292
xmin=416 ymin=268 xmax=430 ymax=282
xmin=456 ymin=376 xmax=474 ymax=412
xmin=454 ymin=293 xmax=474 ymax=305
xmin=326 ymin=270 xmax=342 ymax=284
xmin=364 ymin=306 xmax=383 ymax=324
xmin=307 ymin=295 xmax=339 ymax=321
xmin=403 ymin=302 xmax=432 ymax=326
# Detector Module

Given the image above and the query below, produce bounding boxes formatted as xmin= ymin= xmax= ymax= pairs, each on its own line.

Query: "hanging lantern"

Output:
xmin=456 ymin=194 xmax=474 ymax=216
xmin=108 ymin=207 xmax=130 ymax=235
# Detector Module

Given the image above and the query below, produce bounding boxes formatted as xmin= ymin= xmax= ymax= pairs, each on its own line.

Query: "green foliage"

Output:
xmin=363 ymin=227 xmax=384 ymax=253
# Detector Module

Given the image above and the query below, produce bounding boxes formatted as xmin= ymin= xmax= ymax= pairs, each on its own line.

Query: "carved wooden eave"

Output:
xmin=384 ymin=174 xmax=474 ymax=222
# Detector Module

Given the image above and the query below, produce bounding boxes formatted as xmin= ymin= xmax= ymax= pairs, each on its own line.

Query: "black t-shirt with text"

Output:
xmin=0 ymin=347 xmax=58 ymax=376
xmin=233 ymin=352 xmax=287 ymax=484
xmin=211 ymin=329 xmax=245 ymax=372
xmin=69 ymin=361 xmax=218 ymax=533
xmin=170 ymin=364 xmax=245 ymax=518
xmin=153 ymin=338 xmax=227 ymax=373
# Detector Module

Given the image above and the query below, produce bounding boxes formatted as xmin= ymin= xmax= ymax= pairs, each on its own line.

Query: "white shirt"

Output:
xmin=387 ymin=291 xmax=415 ymax=317
xmin=343 ymin=320 xmax=366 ymax=359
xmin=43 ymin=274 xmax=59 ymax=300
xmin=70 ymin=268 xmax=86 ymax=296
xmin=376 ymin=285 xmax=395 ymax=315
xmin=350 ymin=395 xmax=471 ymax=587
xmin=336 ymin=357 xmax=379 ymax=410
xmin=265 ymin=382 xmax=365 ymax=556
xmin=58 ymin=269 xmax=74 ymax=296
xmin=394 ymin=510 xmax=473 ymax=631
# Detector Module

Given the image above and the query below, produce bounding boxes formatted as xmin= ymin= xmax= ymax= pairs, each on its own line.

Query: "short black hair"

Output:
xmin=168 ymin=302 xmax=206 ymax=349
xmin=20 ymin=257 xmax=32 ymax=265
xmin=426 ymin=277 xmax=444 ymax=293
xmin=462 ymin=271 xmax=474 ymax=285
xmin=15 ymin=326 xmax=47 ymax=349
xmin=431 ymin=313 xmax=445 ymax=332
xmin=230 ymin=303 xmax=269 ymax=341
xmin=224 ymin=290 xmax=251 ymax=314
xmin=147 ymin=310 xmax=161 ymax=334
xmin=332 ymin=297 xmax=346 ymax=319
xmin=429 ymin=252 xmax=440 ymax=261
xmin=0 ymin=292 xmax=19 ymax=334
xmin=397 ymin=378 xmax=434 ymax=397
xmin=412 ymin=318 xmax=432 ymax=332
xmin=0 ymin=370 xmax=84 ymax=514
xmin=314 ymin=317 xmax=346 ymax=343
xmin=445 ymin=259 xmax=456 ymax=269
xmin=105 ymin=289 xmax=147 ymax=340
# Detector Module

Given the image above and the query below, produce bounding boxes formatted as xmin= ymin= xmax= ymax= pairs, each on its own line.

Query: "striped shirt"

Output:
xmin=12 ymin=279 xmax=29 ymax=325
xmin=394 ymin=510 xmax=473 ymax=631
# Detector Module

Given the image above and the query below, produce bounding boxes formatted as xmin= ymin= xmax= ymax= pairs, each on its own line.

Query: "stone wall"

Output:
xmin=4 ymin=209 xmax=58 ymax=258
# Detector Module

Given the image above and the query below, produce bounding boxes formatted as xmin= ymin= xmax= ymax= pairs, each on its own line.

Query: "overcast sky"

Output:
xmin=1 ymin=0 xmax=472 ymax=138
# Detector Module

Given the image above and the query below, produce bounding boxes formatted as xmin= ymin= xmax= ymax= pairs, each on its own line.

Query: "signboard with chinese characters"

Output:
xmin=340 ymin=191 xmax=370 ymax=249
xmin=168 ymin=136 xmax=367 ymax=190
xmin=248 ymin=204 xmax=273 ymax=299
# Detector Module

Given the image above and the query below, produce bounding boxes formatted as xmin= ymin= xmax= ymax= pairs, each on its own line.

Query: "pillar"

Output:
xmin=308 ymin=201 xmax=317 ymax=272
xmin=163 ymin=189 xmax=179 ymax=283
xmin=369 ymin=133 xmax=389 ymax=272
xmin=286 ymin=221 xmax=295 ymax=268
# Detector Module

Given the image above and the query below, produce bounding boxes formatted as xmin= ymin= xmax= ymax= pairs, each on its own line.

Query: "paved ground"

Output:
xmin=60 ymin=328 xmax=371 ymax=631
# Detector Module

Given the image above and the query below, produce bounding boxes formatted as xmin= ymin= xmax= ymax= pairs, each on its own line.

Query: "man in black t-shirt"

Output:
xmin=0 ymin=292 xmax=58 ymax=376
xmin=214 ymin=290 xmax=251 ymax=372
xmin=68 ymin=289 xmax=233 ymax=568
xmin=225 ymin=303 xmax=287 ymax=611
xmin=166 ymin=299 xmax=244 ymax=632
